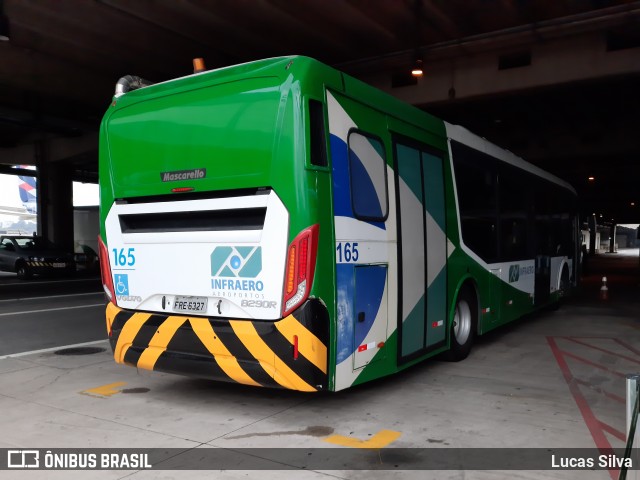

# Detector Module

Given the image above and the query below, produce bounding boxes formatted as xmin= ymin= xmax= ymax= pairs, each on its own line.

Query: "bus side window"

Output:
xmin=499 ymin=165 xmax=530 ymax=261
xmin=451 ymin=141 xmax=498 ymax=262
xmin=309 ymin=99 xmax=328 ymax=167
xmin=347 ymin=131 xmax=388 ymax=222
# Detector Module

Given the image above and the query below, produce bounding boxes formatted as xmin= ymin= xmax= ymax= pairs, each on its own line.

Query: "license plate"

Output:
xmin=53 ymin=263 xmax=66 ymax=268
xmin=173 ymin=296 xmax=208 ymax=314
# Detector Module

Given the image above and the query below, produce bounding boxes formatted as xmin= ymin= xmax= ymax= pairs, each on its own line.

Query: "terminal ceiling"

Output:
xmin=0 ymin=0 xmax=638 ymax=224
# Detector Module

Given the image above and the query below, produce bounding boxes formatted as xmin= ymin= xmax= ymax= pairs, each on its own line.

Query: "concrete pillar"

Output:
xmin=35 ymin=139 xmax=48 ymax=238
xmin=36 ymin=140 xmax=74 ymax=251
xmin=588 ymin=214 xmax=597 ymax=255
xmin=609 ymin=223 xmax=617 ymax=253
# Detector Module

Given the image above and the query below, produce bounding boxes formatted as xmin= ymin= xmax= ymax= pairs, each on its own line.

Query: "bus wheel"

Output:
xmin=446 ymin=287 xmax=476 ymax=361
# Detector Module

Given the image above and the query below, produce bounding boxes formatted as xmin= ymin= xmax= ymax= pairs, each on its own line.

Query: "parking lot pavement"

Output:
xmin=0 ymin=252 xmax=638 ymax=479
xmin=0 ymin=292 xmax=105 ymax=357
xmin=0 ymin=273 xmax=101 ymax=300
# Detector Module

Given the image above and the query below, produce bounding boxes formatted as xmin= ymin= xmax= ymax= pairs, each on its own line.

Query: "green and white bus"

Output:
xmin=99 ymin=56 xmax=578 ymax=392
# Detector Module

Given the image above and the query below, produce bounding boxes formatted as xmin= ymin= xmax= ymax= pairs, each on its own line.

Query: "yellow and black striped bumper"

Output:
xmin=105 ymin=300 xmax=328 ymax=392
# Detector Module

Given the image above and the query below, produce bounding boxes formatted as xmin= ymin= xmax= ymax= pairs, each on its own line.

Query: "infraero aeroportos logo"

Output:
xmin=210 ymin=246 xmax=262 ymax=278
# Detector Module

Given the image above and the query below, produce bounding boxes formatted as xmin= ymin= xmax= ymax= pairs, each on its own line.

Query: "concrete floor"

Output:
xmin=0 ymin=250 xmax=638 ymax=480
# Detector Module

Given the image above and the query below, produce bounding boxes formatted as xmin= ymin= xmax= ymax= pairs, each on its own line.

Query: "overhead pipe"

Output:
xmin=114 ymin=75 xmax=153 ymax=97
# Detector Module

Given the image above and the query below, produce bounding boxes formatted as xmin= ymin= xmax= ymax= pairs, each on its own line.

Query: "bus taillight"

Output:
xmin=98 ymin=236 xmax=116 ymax=304
xmin=282 ymin=224 xmax=319 ymax=317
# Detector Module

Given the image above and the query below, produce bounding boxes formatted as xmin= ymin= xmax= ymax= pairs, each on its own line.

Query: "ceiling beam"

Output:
xmin=419 ymin=0 xmax=462 ymax=40
xmin=5 ymin=0 xmax=206 ymax=79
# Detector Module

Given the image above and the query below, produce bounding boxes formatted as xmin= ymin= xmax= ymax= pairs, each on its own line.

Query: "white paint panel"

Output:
xmin=550 ymin=256 xmax=567 ymax=293
xmin=335 ymin=241 xmax=389 ymax=265
xmin=425 ymin=211 xmax=447 ymax=287
xmin=335 ymin=216 xmax=388 ymax=242
xmin=398 ymin=177 xmax=425 ymax=319
xmin=104 ymin=190 xmax=288 ymax=320
xmin=492 ymin=260 xmax=536 ymax=295
xmin=327 ymin=91 xmax=356 ymax=143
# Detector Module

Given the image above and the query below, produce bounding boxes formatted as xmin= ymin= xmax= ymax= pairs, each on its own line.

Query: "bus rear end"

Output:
xmin=99 ymin=58 xmax=329 ymax=391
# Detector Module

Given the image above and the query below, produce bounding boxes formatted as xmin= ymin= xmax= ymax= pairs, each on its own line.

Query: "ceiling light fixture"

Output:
xmin=588 ymin=176 xmax=595 ymax=181
xmin=410 ymin=0 xmax=424 ymax=78
xmin=411 ymin=59 xmax=424 ymax=77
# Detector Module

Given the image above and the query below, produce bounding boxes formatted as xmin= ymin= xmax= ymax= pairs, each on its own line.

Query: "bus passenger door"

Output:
xmin=534 ymin=255 xmax=551 ymax=305
xmin=394 ymin=139 xmax=448 ymax=362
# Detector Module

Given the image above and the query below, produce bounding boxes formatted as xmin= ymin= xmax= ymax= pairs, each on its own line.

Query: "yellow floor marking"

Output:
xmin=81 ymin=382 xmax=127 ymax=398
xmin=324 ymin=429 xmax=401 ymax=449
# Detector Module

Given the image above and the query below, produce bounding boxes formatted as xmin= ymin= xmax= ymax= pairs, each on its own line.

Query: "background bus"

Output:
xmin=99 ymin=56 xmax=578 ymax=392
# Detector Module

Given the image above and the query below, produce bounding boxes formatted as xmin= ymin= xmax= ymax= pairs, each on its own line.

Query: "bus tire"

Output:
xmin=445 ymin=286 xmax=477 ymax=362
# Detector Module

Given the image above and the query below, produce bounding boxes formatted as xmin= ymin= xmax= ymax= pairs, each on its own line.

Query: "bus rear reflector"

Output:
xmin=98 ymin=235 xmax=116 ymax=305
xmin=282 ymin=225 xmax=319 ymax=317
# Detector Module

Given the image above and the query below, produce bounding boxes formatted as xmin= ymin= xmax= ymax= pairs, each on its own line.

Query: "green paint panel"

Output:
xmin=369 ymin=137 xmax=386 ymax=158
xmin=401 ymin=296 xmax=426 ymax=357
xmin=107 ymin=77 xmax=281 ymax=196
xmin=426 ymin=268 xmax=447 ymax=346
xmin=396 ymin=143 xmax=422 ymax=201
xmin=422 ymin=151 xmax=446 ymax=231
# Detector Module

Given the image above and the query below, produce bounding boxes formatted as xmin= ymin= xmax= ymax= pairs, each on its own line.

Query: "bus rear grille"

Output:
xmin=118 ymin=208 xmax=266 ymax=233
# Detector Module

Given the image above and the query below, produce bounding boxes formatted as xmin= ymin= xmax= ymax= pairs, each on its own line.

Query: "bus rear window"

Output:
xmin=309 ymin=99 xmax=328 ymax=167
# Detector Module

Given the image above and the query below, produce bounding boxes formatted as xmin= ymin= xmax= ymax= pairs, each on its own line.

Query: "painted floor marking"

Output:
xmin=562 ymin=337 xmax=640 ymax=365
xmin=324 ymin=430 xmax=401 ymax=449
xmin=0 ymin=278 xmax=96 ymax=287
xmin=81 ymin=382 xmax=127 ymax=398
xmin=0 ymin=339 xmax=108 ymax=360
xmin=0 ymin=303 xmax=103 ymax=317
xmin=0 ymin=292 xmax=103 ymax=303
xmin=614 ymin=339 xmax=640 ymax=357
xmin=573 ymin=378 xmax=625 ymax=404
xmin=557 ymin=350 xmax=627 ymax=379
xmin=597 ymin=420 xmax=626 ymax=442
xmin=547 ymin=335 xmax=638 ymax=480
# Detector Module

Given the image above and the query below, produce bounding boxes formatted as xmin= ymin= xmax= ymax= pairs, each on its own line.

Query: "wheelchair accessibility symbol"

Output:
xmin=115 ymin=274 xmax=129 ymax=295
